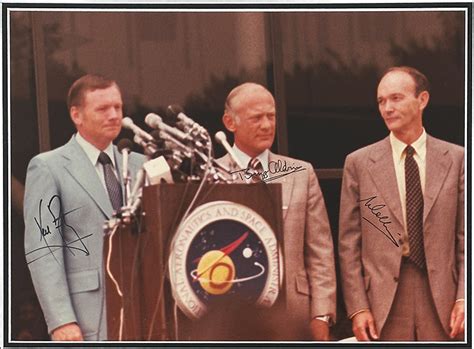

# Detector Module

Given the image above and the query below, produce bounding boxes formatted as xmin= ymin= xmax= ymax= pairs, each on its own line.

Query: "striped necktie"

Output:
xmin=98 ymin=152 xmax=123 ymax=211
xmin=248 ymin=157 xmax=263 ymax=183
xmin=405 ymin=145 xmax=426 ymax=269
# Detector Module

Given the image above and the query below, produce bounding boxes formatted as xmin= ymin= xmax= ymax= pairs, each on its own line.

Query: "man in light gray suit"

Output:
xmin=217 ymin=82 xmax=337 ymax=340
xmin=339 ymin=66 xmax=464 ymax=341
xmin=24 ymin=74 xmax=144 ymax=340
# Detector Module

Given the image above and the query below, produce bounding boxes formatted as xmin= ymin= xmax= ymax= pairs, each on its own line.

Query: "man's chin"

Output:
xmin=106 ymin=129 xmax=121 ymax=140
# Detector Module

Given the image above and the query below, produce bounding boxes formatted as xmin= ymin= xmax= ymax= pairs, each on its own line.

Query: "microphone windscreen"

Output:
xmin=149 ymin=130 xmax=161 ymax=141
xmin=145 ymin=113 xmax=162 ymax=129
xmin=117 ymin=138 xmax=134 ymax=152
xmin=150 ymin=130 xmax=165 ymax=147
xmin=165 ymin=104 xmax=184 ymax=124
xmin=214 ymin=131 xmax=227 ymax=144
xmin=121 ymin=117 xmax=134 ymax=128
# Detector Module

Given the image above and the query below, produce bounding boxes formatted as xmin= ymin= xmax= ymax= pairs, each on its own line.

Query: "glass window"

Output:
xmin=38 ymin=11 xmax=272 ymax=156
xmin=281 ymin=11 xmax=465 ymax=168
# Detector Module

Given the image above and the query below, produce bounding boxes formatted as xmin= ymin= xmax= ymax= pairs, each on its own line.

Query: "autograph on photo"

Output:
xmin=26 ymin=195 xmax=92 ymax=265
xmin=358 ymin=195 xmax=401 ymax=247
xmin=230 ymin=159 xmax=306 ymax=182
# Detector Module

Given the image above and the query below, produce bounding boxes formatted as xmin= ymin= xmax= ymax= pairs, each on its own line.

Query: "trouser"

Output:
xmin=380 ymin=259 xmax=449 ymax=341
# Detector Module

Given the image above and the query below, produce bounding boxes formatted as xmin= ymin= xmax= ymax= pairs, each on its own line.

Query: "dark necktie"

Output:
xmin=248 ymin=157 xmax=263 ymax=183
xmin=405 ymin=145 xmax=426 ymax=269
xmin=98 ymin=152 xmax=123 ymax=211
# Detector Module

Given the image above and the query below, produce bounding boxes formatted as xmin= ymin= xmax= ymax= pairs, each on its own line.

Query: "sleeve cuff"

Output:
xmin=349 ymin=308 xmax=370 ymax=319
xmin=313 ymin=315 xmax=332 ymax=326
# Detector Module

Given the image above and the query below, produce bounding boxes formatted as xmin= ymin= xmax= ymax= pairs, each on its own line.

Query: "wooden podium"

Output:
xmin=104 ymin=183 xmax=283 ymax=340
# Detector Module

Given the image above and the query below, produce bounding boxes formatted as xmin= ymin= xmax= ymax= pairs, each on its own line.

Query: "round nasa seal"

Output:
xmin=168 ymin=201 xmax=282 ymax=319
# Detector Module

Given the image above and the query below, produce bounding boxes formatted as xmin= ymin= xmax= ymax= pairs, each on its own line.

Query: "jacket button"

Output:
xmin=393 ymin=277 xmax=399 ymax=282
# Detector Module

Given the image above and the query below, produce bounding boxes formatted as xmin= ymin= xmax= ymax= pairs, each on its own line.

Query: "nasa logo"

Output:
xmin=169 ymin=201 xmax=282 ymax=319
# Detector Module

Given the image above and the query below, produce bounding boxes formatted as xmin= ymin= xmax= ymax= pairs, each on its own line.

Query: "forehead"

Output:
xmin=377 ymin=71 xmax=416 ymax=96
xmin=83 ymin=85 xmax=122 ymax=105
xmin=231 ymin=87 xmax=275 ymax=114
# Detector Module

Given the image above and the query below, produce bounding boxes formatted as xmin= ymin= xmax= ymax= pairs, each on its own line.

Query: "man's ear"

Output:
xmin=223 ymin=113 xmax=236 ymax=132
xmin=70 ymin=106 xmax=82 ymax=127
xmin=418 ymin=91 xmax=430 ymax=111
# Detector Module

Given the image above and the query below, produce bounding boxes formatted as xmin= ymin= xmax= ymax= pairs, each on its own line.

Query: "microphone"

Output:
xmin=133 ymin=134 xmax=157 ymax=156
xmin=145 ymin=113 xmax=191 ymax=143
xmin=166 ymin=104 xmax=208 ymax=136
xmin=129 ymin=167 xmax=146 ymax=207
xmin=117 ymin=138 xmax=133 ymax=206
xmin=215 ymin=131 xmax=245 ymax=169
xmin=117 ymin=138 xmax=133 ymax=181
xmin=122 ymin=117 xmax=155 ymax=142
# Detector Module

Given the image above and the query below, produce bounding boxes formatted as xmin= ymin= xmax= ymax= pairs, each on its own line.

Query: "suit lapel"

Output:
xmin=219 ymin=152 xmax=292 ymax=219
xmin=423 ymin=135 xmax=452 ymax=222
xmin=62 ymin=136 xmax=113 ymax=218
xmin=221 ymin=153 xmax=246 ymax=183
xmin=268 ymin=152 xmax=294 ymax=220
xmin=367 ymin=137 xmax=404 ymax=227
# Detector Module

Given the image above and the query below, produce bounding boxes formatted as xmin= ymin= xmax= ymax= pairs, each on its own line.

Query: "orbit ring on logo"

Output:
xmin=168 ymin=201 xmax=282 ymax=319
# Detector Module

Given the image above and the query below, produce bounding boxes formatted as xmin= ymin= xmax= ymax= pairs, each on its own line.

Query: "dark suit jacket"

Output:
xmin=217 ymin=152 xmax=337 ymax=329
xmin=24 ymin=135 xmax=145 ymax=340
xmin=338 ymin=134 xmax=464 ymax=334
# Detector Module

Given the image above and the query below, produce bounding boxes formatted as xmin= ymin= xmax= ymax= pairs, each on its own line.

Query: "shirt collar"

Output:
xmin=232 ymin=144 xmax=269 ymax=171
xmin=75 ymin=132 xmax=116 ymax=168
xmin=390 ymin=128 xmax=427 ymax=163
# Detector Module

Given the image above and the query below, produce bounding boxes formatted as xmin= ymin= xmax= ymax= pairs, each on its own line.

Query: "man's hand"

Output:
xmin=51 ymin=322 xmax=83 ymax=341
xmin=310 ymin=318 xmax=330 ymax=341
xmin=352 ymin=310 xmax=378 ymax=341
xmin=449 ymin=300 xmax=465 ymax=339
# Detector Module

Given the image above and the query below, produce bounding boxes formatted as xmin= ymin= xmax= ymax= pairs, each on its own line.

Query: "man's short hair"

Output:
xmin=381 ymin=66 xmax=430 ymax=96
xmin=224 ymin=82 xmax=271 ymax=122
xmin=67 ymin=74 xmax=119 ymax=110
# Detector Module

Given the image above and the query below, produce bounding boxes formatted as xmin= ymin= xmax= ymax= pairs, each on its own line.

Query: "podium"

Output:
xmin=104 ymin=183 xmax=283 ymax=340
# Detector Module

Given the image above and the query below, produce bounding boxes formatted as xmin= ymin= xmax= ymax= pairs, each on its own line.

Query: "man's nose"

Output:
xmin=108 ymin=107 xmax=122 ymax=120
xmin=384 ymin=101 xmax=395 ymax=113
xmin=260 ymin=115 xmax=273 ymax=129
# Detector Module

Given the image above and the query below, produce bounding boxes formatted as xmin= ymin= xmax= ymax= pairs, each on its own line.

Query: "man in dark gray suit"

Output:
xmin=24 ymin=74 xmax=144 ymax=340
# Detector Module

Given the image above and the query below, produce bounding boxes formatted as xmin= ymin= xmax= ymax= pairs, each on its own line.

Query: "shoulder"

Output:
xmin=270 ymin=153 xmax=313 ymax=169
xmin=269 ymin=153 xmax=316 ymax=183
xmin=28 ymin=143 xmax=70 ymax=168
xmin=427 ymin=135 xmax=464 ymax=158
xmin=345 ymin=137 xmax=388 ymax=162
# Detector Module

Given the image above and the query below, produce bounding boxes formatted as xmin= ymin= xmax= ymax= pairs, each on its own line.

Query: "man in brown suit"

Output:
xmin=339 ymin=66 xmax=464 ymax=341
xmin=217 ymin=82 xmax=337 ymax=340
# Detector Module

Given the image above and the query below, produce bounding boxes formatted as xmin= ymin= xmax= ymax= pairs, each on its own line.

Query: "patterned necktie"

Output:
xmin=248 ymin=157 xmax=263 ymax=183
xmin=98 ymin=152 xmax=123 ymax=211
xmin=405 ymin=145 xmax=426 ymax=269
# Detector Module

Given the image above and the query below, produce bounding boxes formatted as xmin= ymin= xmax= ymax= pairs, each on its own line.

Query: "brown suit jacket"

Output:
xmin=217 ymin=152 xmax=337 ymax=328
xmin=338 ymin=134 xmax=464 ymax=335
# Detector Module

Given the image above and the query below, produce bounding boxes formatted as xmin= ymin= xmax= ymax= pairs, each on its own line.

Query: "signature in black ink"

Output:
xmin=358 ymin=196 xmax=401 ymax=247
xmin=27 ymin=195 xmax=92 ymax=265
xmin=230 ymin=159 xmax=306 ymax=182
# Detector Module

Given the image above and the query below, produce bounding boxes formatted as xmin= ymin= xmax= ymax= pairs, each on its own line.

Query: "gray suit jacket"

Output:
xmin=217 ymin=152 xmax=337 ymax=329
xmin=24 ymin=135 xmax=145 ymax=340
xmin=339 ymin=134 xmax=464 ymax=334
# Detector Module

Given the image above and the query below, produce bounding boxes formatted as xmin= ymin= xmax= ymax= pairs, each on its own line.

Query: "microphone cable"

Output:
xmin=105 ymin=222 xmax=125 ymax=340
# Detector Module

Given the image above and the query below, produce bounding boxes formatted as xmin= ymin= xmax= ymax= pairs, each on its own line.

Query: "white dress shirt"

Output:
xmin=75 ymin=132 xmax=119 ymax=191
xmin=390 ymin=129 xmax=427 ymax=256
xmin=232 ymin=145 xmax=269 ymax=182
